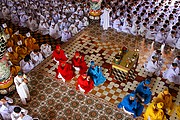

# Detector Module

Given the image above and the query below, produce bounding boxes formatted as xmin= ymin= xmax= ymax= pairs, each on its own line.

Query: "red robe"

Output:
xmin=76 ymin=75 xmax=94 ymax=94
xmin=72 ymin=56 xmax=88 ymax=74
xmin=52 ymin=49 xmax=68 ymax=62
xmin=57 ymin=63 xmax=75 ymax=81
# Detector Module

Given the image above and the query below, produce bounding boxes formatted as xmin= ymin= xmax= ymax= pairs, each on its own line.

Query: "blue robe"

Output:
xmin=87 ymin=66 xmax=106 ymax=86
xmin=135 ymin=81 xmax=152 ymax=104
xmin=117 ymin=93 xmax=144 ymax=118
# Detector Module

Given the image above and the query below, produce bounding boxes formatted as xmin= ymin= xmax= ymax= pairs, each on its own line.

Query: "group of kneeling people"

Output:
xmin=118 ymin=78 xmax=174 ymax=119
xmin=52 ymin=44 xmax=106 ymax=94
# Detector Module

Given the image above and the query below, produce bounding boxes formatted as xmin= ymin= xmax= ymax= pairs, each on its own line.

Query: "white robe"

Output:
xmin=0 ymin=97 xmax=15 ymax=120
xmin=61 ymin=31 xmax=71 ymax=42
xmin=176 ymin=38 xmax=180 ymax=49
xmin=163 ymin=66 xmax=180 ymax=84
xmin=11 ymin=108 xmax=28 ymax=120
xmin=138 ymin=25 xmax=147 ymax=37
xmin=113 ymin=19 xmax=121 ymax=32
xmin=145 ymin=60 xmax=161 ymax=76
xmin=145 ymin=30 xmax=156 ymax=40
xmin=102 ymin=8 xmax=111 ymax=30
xmin=69 ymin=25 xmax=78 ymax=36
xmin=14 ymin=76 xmax=30 ymax=100
xmin=27 ymin=19 xmax=38 ymax=32
xmin=173 ymin=58 xmax=180 ymax=68
xmin=19 ymin=59 xmax=34 ymax=73
xmin=30 ymin=51 xmax=44 ymax=66
xmin=19 ymin=14 xmax=28 ymax=27
xmin=38 ymin=22 xmax=49 ymax=35
xmin=49 ymin=25 xmax=60 ymax=39
xmin=155 ymin=32 xmax=167 ymax=43
xmin=40 ymin=44 xmax=52 ymax=58
xmin=165 ymin=34 xmax=177 ymax=47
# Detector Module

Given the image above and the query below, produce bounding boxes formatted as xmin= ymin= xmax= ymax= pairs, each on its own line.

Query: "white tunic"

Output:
xmin=155 ymin=32 xmax=167 ymax=43
xmin=61 ymin=31 xmax=71 ymax=42
xmin=40 ymin=44 xmax=52 ymax=58
xmin=11 ymin=108 xmax=28 ymax=120
xmin=69 ymin=25 xmax=78 ymax=36
xmin=176 ymin=38 xmax=180 ymax=49
xmin=113 ymin=19 xmax=121 ymax=32
xmin=145 ymin=60 xmax=161 ymax=76
xmin=14 ymin=75 xmax=30 ymax=100
xmin=19 ymin=59 xmax=34 ymax=73
xmin=173 ymin=58 xmax=180 ymax=68
xmin=165 ymin=33 xmax=177 ymax=47
xmin=163 ymin=66 xmax=180 ymax=84
xmin=30 ymin=51 xmax=44 ymax=66
xmin=145 ymin=29 xmax=156 ymax=40
xmin=102 ymin=8 xmax=111 ymax=30
xmin=27 ymin=18 xmax=38 ymax=32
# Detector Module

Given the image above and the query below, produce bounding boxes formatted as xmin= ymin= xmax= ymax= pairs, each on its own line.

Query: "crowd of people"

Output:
xmin=1 ymin=0 xmax=90 ymax=41
xmin=101 ymin=0 xmax=180 ymax=49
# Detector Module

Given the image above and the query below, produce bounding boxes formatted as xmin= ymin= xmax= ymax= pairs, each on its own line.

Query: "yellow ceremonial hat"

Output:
xmin=157 ymin=102 xmax=164 ymax=109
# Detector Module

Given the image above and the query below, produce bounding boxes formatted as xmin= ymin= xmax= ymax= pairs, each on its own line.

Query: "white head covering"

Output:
xmin=17 ymin=40 xmax=23 ymax=45
xmin=14 ymin=30 xmax=19 ymax=35
xmin=64 ymin=28 xmax=68 ymax=31
xmin=7 ymin=47 xmax=13 ymax=52
xmin=58 ymin=19 xmax=62 ymax=23
xmin=2 ymin=23 xmax=7 ymax=28
xmin=26 ymin=32 xmax=31 ymax=37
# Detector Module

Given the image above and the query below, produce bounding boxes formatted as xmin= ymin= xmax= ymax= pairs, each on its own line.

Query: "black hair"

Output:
xmin=14 ymin=107 xmax=21 ymax=113
xmin=172 ymin=63 xmax=178 ymax=67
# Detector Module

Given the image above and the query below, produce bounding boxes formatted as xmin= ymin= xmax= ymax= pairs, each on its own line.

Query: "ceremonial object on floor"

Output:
xmin=112 ymin=47 xmax=139 ymax=81
xmin=89 ymin=0 xmax=102 ymax=20
xmin=0 ymin=34 xmax=15 ymax=95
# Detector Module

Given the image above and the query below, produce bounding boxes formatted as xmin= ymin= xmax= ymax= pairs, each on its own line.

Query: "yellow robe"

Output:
xmin=144 ymin=102 xmax=166 ymax=120
xmin=153 ymin=92 xmax=173 ymax=115
xmin=25 ymin=37 xmax=39 ymax=51
xmin=10 ymin=65 xmax=21 ymax=77
xmin=15 ymin=46 xmax=29 ymax=59
xmin=176 ymin=106 xmax=180 ymax=119
xmin=4 ymin=28 xmax=13 ymax=36
xmin=11 ymin=34 xmax=25 ymax=44
xmin=6 ymin=38 xmax=14 ymax=48
xmin=8 ymin=52 xmax=21 ymax=65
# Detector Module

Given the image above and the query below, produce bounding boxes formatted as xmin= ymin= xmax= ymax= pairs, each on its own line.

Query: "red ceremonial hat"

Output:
xmin=56 ymin=45 xmax=61 ymax=49
xmin=75 ymin=51 xmax=80 ymax=56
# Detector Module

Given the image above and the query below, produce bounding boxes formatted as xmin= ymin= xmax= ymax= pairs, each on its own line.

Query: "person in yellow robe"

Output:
xmin=176 ymin=105 xmax=180 ymax=119
xmin=153 ymin=88 xmax=174 ymax=115
xmin=11 ymin=32 xmax=24 ymax=44
xmin=3 ymin=24 xmax=13 ymax=36
xmin=6 ymin=38 xmax=14 ymax=48
xmin=10 ymin=65 xmax=21 ymax=77
xmin=24 ymin=33 xmax=39 ymax=51
xmin=15 ymin=45 xmax=29 ymax=59
xmin=144 ymin=102 xmax=166 ymax=120
xmin=7 ymin=47 xmax=21 ymax=65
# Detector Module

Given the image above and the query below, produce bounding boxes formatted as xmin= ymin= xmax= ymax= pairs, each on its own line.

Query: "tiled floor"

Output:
xmin=2 ymin=19 xmax=180 ymax=119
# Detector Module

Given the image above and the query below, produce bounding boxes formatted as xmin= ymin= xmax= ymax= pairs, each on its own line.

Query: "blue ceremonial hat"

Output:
xmin=145 ymin=79 xmax=151 ymax=84
xmin=90 ymin=61 xmax=95 ymax=66
xmin=129 ymin=93 xmax=135 ymax=97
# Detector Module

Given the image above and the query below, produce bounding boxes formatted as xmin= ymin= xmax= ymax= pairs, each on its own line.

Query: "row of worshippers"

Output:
xmin=1 ymin=0 xmax=90 ymax=41
xmin=117 ymin=78 xmax=175 ymax=119
xmin=144 ymin=49 xmax=180 ymax=84
xmin=52 ymin=45 xmax=106 ymax=94
xmin=100 ymin=0 xmax=180 ymax=49
xmin=0 ymin=89 xmax=34 ymax=120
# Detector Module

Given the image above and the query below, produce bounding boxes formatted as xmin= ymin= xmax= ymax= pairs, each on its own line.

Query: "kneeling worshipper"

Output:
xmin=10 ymin=65 xmax=21 ymax=77
xmin=11 ymin=106 xmax=29 ymax=120
xmin=135 ymin=79 xmax=152 ymax=105
xmin=40 ymin=42 xmax=52 ymax=58
xmin=61 ymin=28 xmax=71 ymax=42
xmin=76 ymin=74 xmax=94 ymax=94
xmin=57 ymin=61 xmax=75 ymax=82
xmin=15 ymin=45 xmax=29 ymax=59
xmin=52 ymin=45 xmax=68 ymax=63
xmin=173 ymin=56 xmax=180 ymax=68
xmin=30 ymin=49 xmax=44 ymax=66
xmin=11 ymin=30 xmax=24 ymax=44
xmin=14 ymin=72 xmax=30 ymax=105
xmin=7 ymin=47 xmax=21 ymax=65
xmin=2 ymin=23 xmax=13 ymax=36
xmin=0 ymin=95 xmax=15 ymax=120
xmin=144 ymin=102 xmax=166 ymax=120
xmin=19 ymin=55 xmax=34 ymax=74
xmin=117 ymin=92 xmax=144 ymax=118
xmin=153 ymin=88 xmax=174 ymax=116
xmin=87 ymin=61 xmax=106 ymax=86
xmin=144 ymin=56 xmax=162 ymax=76
xmin=163 ymin=63 xmax=180 ymax=84
xmin=72 ymin=51 xmax=88 ymax=74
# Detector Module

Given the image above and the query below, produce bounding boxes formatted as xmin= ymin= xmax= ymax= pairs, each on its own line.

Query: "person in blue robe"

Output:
xmin=117 ymin=92 xmax=144 ymax=118
xmin=135 ymin=78 xmax=152 ymax=105
xmin=87 ymin=61 xmax=106 ymax=86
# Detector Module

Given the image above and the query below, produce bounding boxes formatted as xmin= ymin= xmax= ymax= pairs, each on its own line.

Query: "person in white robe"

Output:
xmin=75 ymin=19 xmax=84 ymax=31
xmin=2 ymin=6 xmax=11 ymax=20
xmin=40 ymin=42 xmax=52 ymax=58
xmin=49 ymin=22 xmax=61 ymax=39
xmin=165 ymin=31 xmax=177 ymax=47
xmin=113 ymin=17 xmax=121 ymax=32
xmin=11 ymin=106 xmax=29 ymax=120
xmin=101 ymin=6 xmax=112 ymax=30
xmin=38 ymin=20 xmax=49 ymax=35
xmin=0 ymin=95 xmax=15 ymax=120
xmin=155 ymin=28 xmax=167 ymax=43
xmin=11 ymin=11 xmax=20 ymax=25
xmin=14 ymin=72 xmax=30 ymax=105
xmin=68 ymin=15 xmax=75 ymax=24
xmin=122 ymin=19 xmax=132 ymax=34
xmin=19 ymin=14 xmax=28 ymax=27
xmin=19 ymin=55 xmax=34 ymax=74
xmin=130 ymin=21 xmax=139 ymax=35
xmin=61 ymin=28 xmax=71 ymax=42
xmin=138 ymin=23 xmax=147 ymax=37
xmin=26 ymin=17 xmax=38 ymax=32
xmin=30 ymin=49 xmax=44 ymax=66
xmin=69 ymin=24 xmax=78 ymax=36
xmin=173 ymin=56 xmax=180 ymax=68
xmin=148 ymin=49 xmax=164 ymax=67
xmin=163 ymin=63 xmax=180 ymax=84
xmin=144 ymin=56 xmax=162 ymax=76
xmin=145 ymin=26 xmax=156 ymax=40
xmin=82 ymin=17 xmax=89 ymax=27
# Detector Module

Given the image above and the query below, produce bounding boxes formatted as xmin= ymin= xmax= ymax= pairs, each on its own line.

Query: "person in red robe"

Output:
xmin=76 ymin=74 xmax=94 ymax=94
xmin=72 ymin=51 xmax=88 ymax=74
xmin=52 ymin=45 xmax=68 ymax=63
xmin=57 ymin=61 xmax=75 ymax=82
